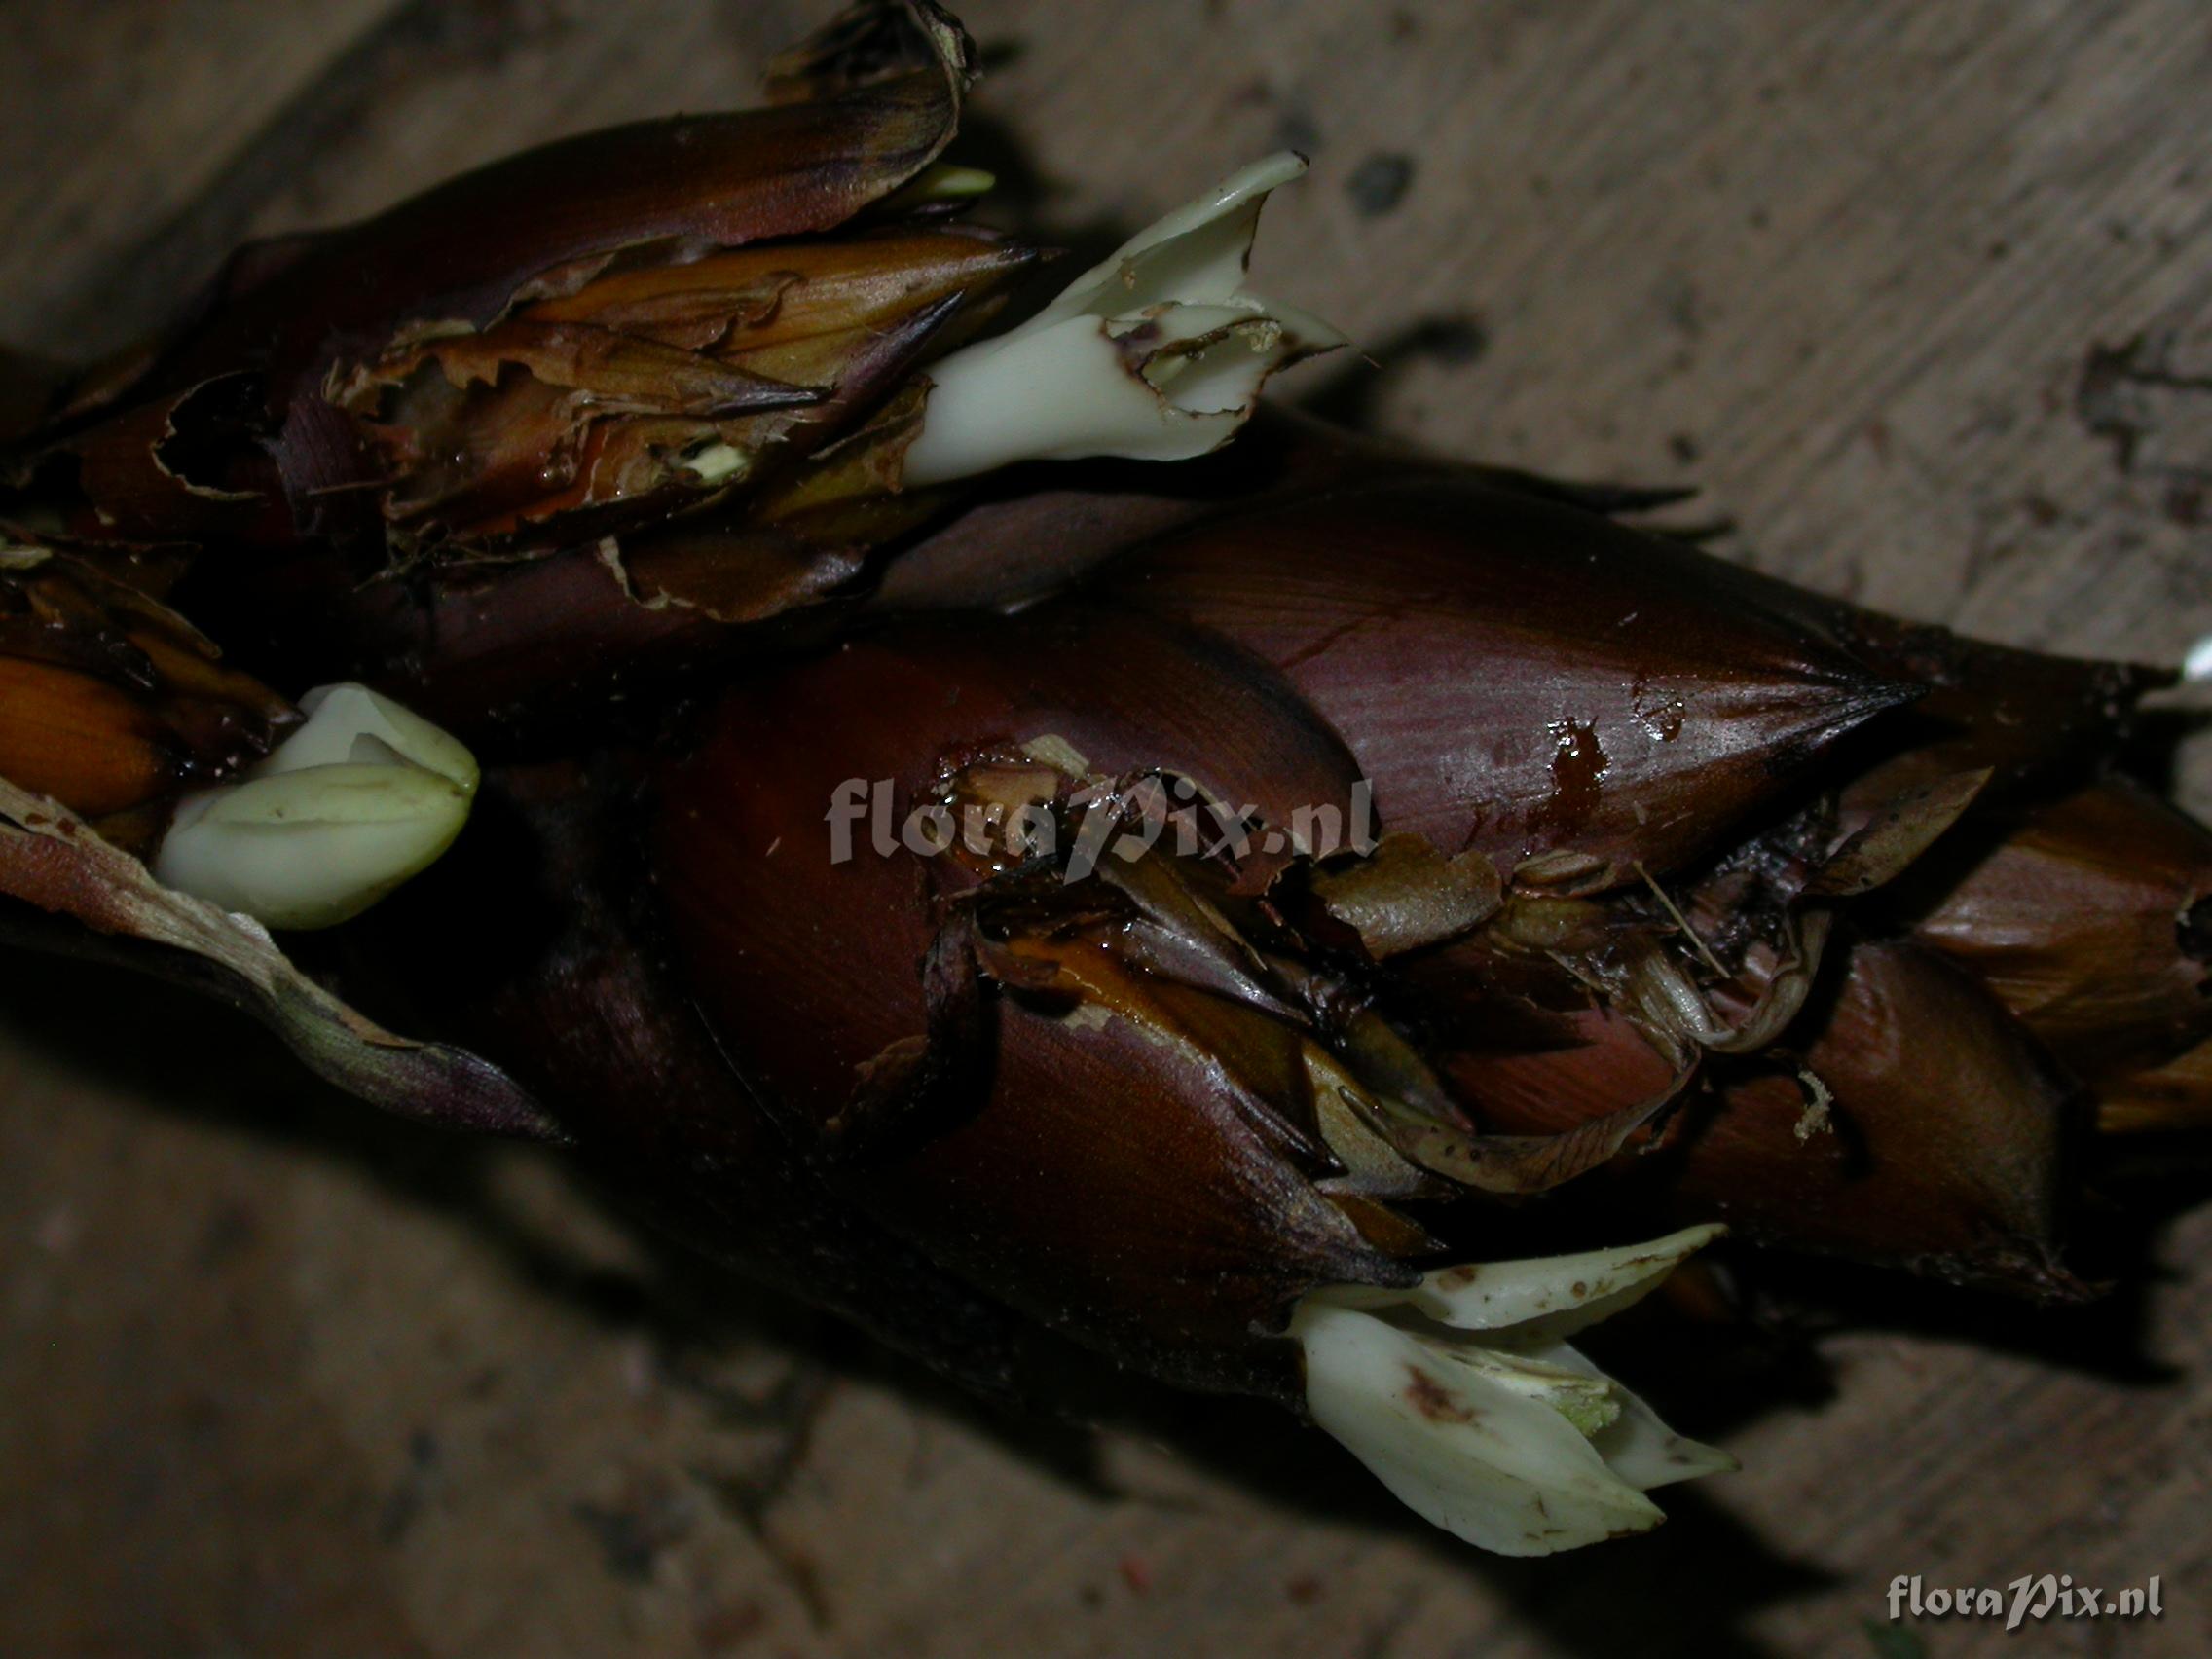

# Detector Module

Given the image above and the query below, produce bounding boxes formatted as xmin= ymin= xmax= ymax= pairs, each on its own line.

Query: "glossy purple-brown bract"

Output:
xmin=5 ymin=0 xmax=1004 ymax=567
xmin=2 ymin=0 xmax=2209 ymax=1448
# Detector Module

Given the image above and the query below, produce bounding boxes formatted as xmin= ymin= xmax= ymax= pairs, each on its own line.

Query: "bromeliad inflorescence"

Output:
xmin=2 ymin=0 xmax=2207 ymax=1558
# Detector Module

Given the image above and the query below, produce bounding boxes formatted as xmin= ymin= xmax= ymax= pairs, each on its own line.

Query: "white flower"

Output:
xmin=900 ymin=152 xmax=1345 ymax=487
xmin=154 ymin=683 xmax=478 ymax=931
xmin=1291 ymin=1224 xmax=1736 ymax=1555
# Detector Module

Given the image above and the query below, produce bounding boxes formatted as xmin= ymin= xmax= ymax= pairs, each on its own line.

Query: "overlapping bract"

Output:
xmin=7 ymin=0 xmax=992 ymax=571
xmin=631 ymin=432 xmax=2206 ymax=1344
xmin=0 ymin=540 xmax=293 ymax=841
xmin=2 ymin=0 xmax=2209 ymax=1560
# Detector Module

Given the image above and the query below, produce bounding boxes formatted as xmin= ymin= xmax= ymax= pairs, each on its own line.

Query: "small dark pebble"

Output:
xmin=1347 ymin=152 xmax=1416 ymax=217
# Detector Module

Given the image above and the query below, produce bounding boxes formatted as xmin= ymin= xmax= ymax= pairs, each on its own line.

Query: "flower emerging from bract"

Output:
xmin=902 ymin=152 xmax=1345 ymax=484
xmin=155 ymin=682 xmax=478 ymax=929
xmin=1293 ymin=1226 xmax=1735 ymax=1553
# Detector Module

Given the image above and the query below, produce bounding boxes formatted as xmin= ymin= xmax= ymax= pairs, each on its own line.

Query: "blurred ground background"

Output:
xmin=4 ymin=2 xmax=2212 ymax=1655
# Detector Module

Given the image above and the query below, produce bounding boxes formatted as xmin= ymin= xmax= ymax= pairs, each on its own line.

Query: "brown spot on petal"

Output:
xmin=1404 ymin=1364 xmax=1474 ymax=1424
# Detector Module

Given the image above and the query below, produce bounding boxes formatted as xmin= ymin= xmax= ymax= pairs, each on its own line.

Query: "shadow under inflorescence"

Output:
xmin=0 ymin=937 xmax=1909 ymax=1659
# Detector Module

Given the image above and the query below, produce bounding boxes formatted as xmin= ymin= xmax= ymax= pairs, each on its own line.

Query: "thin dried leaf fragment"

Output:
xmin=1386 ymin=1063 xmax=1695 ymax=1196
xmin=0 ymin=777 xmax=558 ymax=1143
xmin=1308 ymin=832 xmax=1500 ymax=959
xmin=12 ymin=0 xmax=982 ymax=558
xmin=1808 ymin=767 xmax=1991 ymax=897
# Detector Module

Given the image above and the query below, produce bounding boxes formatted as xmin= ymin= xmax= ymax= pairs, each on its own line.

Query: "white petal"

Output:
xmin=1031 ymin=151 xmax=1310 ymax=328
xmin=279 ymin=682 xmax=479 ymax=793
xmin=676 ymin=441 xmax=750 ymax=487
xmin=1537 ymin=1342 xmax=1739 ymax=1491
xmin=2185 ymin=632 xmax=2212 ymax=682
xmin=904 ymin=316 xmax=1194 ymax=481
xmin=153 ymin=683 xmax=477 ymax=930
xmin=1447 ymin=1343 xmax=1622 ymax=1437
xmin=156 ymin=765 xmax=469 ymax=930
xmin=1319 ymin=1223 xmax=1725 ymax=1345
xmin=899 ymin=153 xmax=1342 ymax=488
xmin=1291 ymin=1227 xmax=1734 ymax=1554
xmin=1294 ymin=1302 xmax=1666 ymax=1555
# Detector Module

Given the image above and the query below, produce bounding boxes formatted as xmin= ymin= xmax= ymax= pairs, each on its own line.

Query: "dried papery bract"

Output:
xmin=323 ymin=224 xmax=1041 ymax=548
xmin=9 ymin=1 xmax=986 ymax=559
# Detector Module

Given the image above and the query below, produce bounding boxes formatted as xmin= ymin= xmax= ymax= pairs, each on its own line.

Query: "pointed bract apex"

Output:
xmin=1107 ymin=481 xmax=1927 ymax=884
